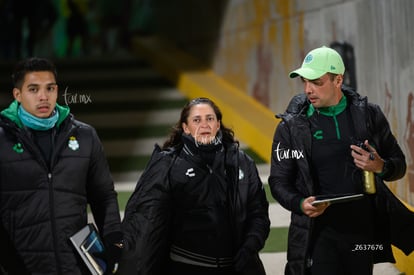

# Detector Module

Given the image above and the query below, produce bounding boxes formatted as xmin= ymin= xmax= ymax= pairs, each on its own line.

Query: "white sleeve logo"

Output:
xmin=185 ymin=168 xmax=196 ymax=177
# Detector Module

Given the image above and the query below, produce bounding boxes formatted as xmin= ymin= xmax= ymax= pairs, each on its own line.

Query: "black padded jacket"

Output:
xmin=0 ymin=101 xmax=121 ymax=274
xmin=121 ymin=141 xmax=270 ymax=275
xmin=268 ymin=87 xmax=413 ymax=275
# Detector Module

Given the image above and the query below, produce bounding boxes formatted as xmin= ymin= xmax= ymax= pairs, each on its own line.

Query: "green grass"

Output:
xmin=264 ymin=184 xmax=276 ymax=203
xmin=261 ymin=227 xmax=289 ymax=252
xmin=118 ymin=191 xmax=133 ymax=211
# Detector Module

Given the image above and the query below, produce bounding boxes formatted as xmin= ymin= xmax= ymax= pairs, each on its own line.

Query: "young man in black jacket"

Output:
xmin=0 ymin=57 xmax=123 ymax=274
xmin=269 ymin=46 xmax=412 ymax=275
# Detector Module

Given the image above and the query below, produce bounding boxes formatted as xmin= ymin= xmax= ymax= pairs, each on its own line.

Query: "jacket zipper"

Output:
xmin=47 ymin=171 xmax=62 ymax=274
xmin=48 ymin=125 xmax=78 ymax=274
xmin=19 ymin=123 xmax=77 ymax=274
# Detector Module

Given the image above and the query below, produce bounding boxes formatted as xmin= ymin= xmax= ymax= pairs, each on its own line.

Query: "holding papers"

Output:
xmin=70 ymin=224 xmax=107 ymax=275
xmin=311 ymin=193 xmax=364 ymax=206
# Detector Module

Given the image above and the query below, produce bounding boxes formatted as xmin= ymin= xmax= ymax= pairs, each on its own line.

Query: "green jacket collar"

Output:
xmin=307 ymin=93 xmax=347 ymax=117
xmin=1 ymin=100 xmax=70 ymax=128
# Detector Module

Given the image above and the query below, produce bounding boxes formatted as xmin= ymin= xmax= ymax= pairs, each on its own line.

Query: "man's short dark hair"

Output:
xmin=12 ymin=57 xmax=57 ymax=89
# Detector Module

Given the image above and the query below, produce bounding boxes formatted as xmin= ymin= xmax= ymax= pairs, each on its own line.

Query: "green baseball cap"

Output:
xmin=289 ymin=46 xmax=345 ymax=80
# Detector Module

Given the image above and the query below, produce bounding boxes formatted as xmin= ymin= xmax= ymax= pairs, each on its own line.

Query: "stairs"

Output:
xmin=56 ymin=57 xmax=188 ymax=185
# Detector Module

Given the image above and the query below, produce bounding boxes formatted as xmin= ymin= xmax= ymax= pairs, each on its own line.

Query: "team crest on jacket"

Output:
xmin=68 ymin=136 xmax=79 ymax=151
xmin=13 ymin=143 xmax=24 ymax=153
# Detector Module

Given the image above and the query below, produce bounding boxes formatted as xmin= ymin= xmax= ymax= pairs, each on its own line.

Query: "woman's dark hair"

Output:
xmin=12 ymin=57 xmax=57 ymax=89
xmin=162 ymin=97 xmax=238 ymax=149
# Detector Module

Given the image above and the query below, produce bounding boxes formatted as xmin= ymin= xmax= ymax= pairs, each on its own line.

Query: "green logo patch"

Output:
xmin=13 ymin=143 xmax=24 ymax=153
xmin=313 ymin=130 xmax=323 ymax=140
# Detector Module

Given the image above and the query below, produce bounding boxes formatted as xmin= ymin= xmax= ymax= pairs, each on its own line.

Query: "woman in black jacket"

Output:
xmin=121 ymin=97 xmax=270 ymax=275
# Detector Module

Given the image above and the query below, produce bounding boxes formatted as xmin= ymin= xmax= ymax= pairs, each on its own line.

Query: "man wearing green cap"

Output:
xmin=268 ymin=46 xmax=413 ymax=274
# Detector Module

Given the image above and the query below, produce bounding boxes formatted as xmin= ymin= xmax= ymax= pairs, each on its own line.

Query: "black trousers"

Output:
xmin=310 ymin=227 xmax=374 ymax=275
